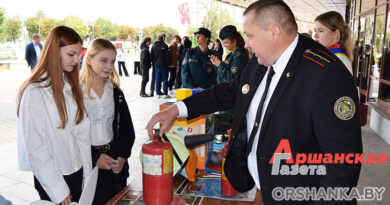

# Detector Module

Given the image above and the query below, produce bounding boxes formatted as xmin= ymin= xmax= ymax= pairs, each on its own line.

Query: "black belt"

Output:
xmin=92 ymin=142 xmax=112 ymax=153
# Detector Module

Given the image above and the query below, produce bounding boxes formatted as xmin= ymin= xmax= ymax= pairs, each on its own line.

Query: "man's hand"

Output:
xmin=146 ymin=105 xmax=179 ymax=137
xmin=60 ymin=194 xmax=72 ymax=205
xmin=112 ymin=157 xmax=126 ymax=174
xmin=96 ymin=153 xmax=114 ymax=170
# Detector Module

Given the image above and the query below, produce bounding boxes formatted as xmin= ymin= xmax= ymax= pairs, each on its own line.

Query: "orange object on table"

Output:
xmin=185 ymin=150 xmax=198 ymax=182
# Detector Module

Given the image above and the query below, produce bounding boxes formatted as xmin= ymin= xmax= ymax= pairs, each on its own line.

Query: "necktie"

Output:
xmin=246 ymin=66 xmax=275 ymax=157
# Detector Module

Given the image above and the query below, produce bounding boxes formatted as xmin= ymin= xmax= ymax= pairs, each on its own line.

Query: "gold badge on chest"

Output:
xmin=242 ymin=84 xmax=250 ymax=94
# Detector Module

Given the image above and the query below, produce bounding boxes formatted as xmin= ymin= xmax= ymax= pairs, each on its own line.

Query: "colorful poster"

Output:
xmin=176 ymin=178 xmax=256 ymax=202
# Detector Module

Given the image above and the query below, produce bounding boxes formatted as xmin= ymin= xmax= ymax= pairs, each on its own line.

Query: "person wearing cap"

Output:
xmin=210 ymin=25 xmax=250 ymax=84
xmin=181 ymin=27 xmax=217 ymax=89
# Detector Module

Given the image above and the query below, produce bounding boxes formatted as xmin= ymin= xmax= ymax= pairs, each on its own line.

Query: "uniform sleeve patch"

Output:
xmin=334 ymin=96 xmax=355 ymax=120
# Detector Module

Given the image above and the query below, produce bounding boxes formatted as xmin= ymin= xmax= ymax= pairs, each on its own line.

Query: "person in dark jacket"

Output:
xmin=211 ymin=25 xmax=249 ymax=84
xmin=176 ymin=36 xmax=192 ymax=89
xmin=211 ymin=39 xmax=224 ymax=60
xmin=80 ymin=38 xmax=135 ymax=205
xmin=181 ymin=28 xmax=217 ymax=89
xmin=140 ymin=36 xmax=153 ymax=97
xmin=147 ymin=1 xmax=361 ymax=204
xmin=25 ymin=34 xmax=42 ymax=71
xmin=151 ymin=34 xmax=171 ymax=98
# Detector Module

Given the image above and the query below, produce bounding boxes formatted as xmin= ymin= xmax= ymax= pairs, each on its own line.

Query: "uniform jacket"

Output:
xmin=217 ymin=48 xmax=249 ymax=83
xmin=182 ymin=35 xmax=362 ymax=204
xmin=140 ymin=42 xmax=151 ymax=69
xmin=181 ymin=46 xmax=217 ymax=89
xmin=111 ymin=86 xmax=136 ymax=178
xmin=151 ymin=41 xmax=170 ymax=67
xmin=25 ymin=41 xmax=42 ymax=69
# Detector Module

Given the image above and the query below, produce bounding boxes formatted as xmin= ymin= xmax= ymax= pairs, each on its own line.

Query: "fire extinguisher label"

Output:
xmin=163 ymin=149 xmax=173 ymax=174
xmin=143 ymin=154 xmax=162 ymax=175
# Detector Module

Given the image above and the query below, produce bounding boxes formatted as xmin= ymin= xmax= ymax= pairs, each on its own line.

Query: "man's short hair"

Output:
xmin=158 ymin=34 xmax=165 ymax=41
xmin=32 ymin=34 xmax=40 ymax=40
xmin=143 ymin=36 xmax=152 ymax=44
xmin=243 ymin=0 xmax=297 ymax=36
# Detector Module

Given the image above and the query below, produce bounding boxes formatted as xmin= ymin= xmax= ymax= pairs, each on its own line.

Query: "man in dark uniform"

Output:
xmin=211 ymin=25 xmax=249 ymax=83
xmin=181 ymin=28 xmax=217 ymax=89
xmin=147 ymin=1 xmax=362 ymax=204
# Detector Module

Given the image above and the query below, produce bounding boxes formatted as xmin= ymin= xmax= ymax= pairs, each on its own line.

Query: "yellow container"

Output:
xmin=176 ymin=88 xmax=193 ymax=101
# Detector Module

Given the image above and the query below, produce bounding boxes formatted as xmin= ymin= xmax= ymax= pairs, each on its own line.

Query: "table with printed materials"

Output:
xmin=106 ymin=173 xmax=263 ymax=205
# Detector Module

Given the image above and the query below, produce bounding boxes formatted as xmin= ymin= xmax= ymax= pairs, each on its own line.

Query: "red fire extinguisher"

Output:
xmin=142 ymin=130 xmax=173 ymax=205
xmin=221 ymin=130 xmax=238 ymax=197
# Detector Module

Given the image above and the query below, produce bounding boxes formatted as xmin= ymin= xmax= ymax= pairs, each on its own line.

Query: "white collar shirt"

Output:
xmin=246 ymin=34 xmax=299 ymax=190
xmin=33 ymin=42 xmax=41 ymax=61
xmin=82 ymin=81 xmax=114 ymax=146
xmin=17 ymin=76 xmax=92 ymax=203
xmin=116 ymin=48 xmax=126 ymax=62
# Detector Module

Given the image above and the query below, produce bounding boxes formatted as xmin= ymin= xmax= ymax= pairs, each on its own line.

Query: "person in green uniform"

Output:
xmin=181 ymin=28 xmax=217 ymax=89
xmin=210 ymin=25 xmax=250 ymax=83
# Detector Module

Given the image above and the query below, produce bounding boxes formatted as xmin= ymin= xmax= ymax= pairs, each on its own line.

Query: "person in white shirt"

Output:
xmin=80 ymin=38 xmax=135 ymax=205
xmin=17 ymin=26 xmax=92 ymax=205
xmin=314 ymin=11 xmax=354 ymax=75
xmin=146 ymin=1 xmax=361 ymax=204
xmin=116 ymin=43 xmax=129 ymax=77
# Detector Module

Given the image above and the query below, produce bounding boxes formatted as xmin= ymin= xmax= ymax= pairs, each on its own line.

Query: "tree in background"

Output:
xmin=36 ymin=10 xmax=45 ymax=19
xmin=39 ymin=18 xmax=58 ymax=38
xmin=0 ymin=8 xmax=5 ymax=41
xmin=118 ymin=25 xmax=136 ymax=40
xmin=4 ymin=17 xmax=22 ymax=42
xmin=94 ymin=18 xmax=119 ymax=40
xmin=198 ymin=0 xmax=238 ymax=42
xmin=62 ymin=15 xmax=89 ymax=38
xmin=142 ymin=24 xmax=179 ymax=43
xmin=24 ymin=17 xmax=40 ymax=39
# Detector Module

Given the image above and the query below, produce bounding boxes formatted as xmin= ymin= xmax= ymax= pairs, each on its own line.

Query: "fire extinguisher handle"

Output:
xmin=153 ymin=129 xmax=160 ymax=142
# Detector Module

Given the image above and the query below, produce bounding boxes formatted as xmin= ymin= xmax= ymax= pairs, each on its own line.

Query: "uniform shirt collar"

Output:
xmin=271 ymin=34 xmax=299 ymax=75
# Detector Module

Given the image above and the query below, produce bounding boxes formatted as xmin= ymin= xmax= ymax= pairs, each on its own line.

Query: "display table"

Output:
xmin=106 ymin=174 xmax=263 ymax=205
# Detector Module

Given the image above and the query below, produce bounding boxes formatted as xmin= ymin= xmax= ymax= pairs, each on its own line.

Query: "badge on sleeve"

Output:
xmin=242 ymin=84 xmax=250 ymax=94
xmin=334 ymin=96 xmax=355 ymax=120
xmin=231 ymin=67 xmax=237 ymax=74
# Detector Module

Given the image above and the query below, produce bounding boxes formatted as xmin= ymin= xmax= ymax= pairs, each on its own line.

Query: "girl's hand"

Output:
xmin=60 ymin=194 xmax=71 ymax=205
xmin=210 ymin=55 xmax=221 ymax=67
xmin=112 ymin=157 xmax=126 ymax=174
xmin=96 ymin=153 xmax=114 ymax=170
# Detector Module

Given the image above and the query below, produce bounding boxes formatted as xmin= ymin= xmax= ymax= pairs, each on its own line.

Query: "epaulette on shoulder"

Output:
xmin=303 ymin=49 xmax=336 ymax=67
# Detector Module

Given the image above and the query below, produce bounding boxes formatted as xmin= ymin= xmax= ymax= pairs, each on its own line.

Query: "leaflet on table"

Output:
xmin=175 ymin=178 xmax=256 ymax=201
xmin=114 ymin=190 xmax=201 ymax=205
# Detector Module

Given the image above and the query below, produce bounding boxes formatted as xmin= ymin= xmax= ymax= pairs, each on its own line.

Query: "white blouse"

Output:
xmin=81 ymin=81 xmax=114 ymax=146
xmin=17 ymin=78 xmax=92 ymax=203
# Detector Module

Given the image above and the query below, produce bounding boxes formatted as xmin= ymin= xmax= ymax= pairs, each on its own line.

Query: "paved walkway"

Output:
xmin=0 ymin=63 xmax=389 ymax=204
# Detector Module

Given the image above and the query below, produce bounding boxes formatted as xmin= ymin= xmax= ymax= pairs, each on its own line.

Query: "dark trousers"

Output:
xmin=168 ymin=67 xmax=177 ymax=90
xmin=150 ymin=66 xmax=156 ymax=95
xmin=155 ymin=66 xmax=168 ymax=95
xmin=34 ymin=167 xmax=83 ymax=203
xmin=118 ymin=61 xmax=129 ymax=76
xmin=176 ymin=66 xmax=182 ymax=89
xmin=91 ymin=145 xmax=128 ymax=205
xmin=134 ymin=61 xmax=141 ymax=75
xmin=140 ymin=67 xmax=150 ymax=94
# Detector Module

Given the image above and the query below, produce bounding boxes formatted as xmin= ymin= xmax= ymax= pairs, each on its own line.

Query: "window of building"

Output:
xmin=369 ymin=6 xmax=387 ymax=100
xmin=378 ymin=4 xmax=390 ymax=107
